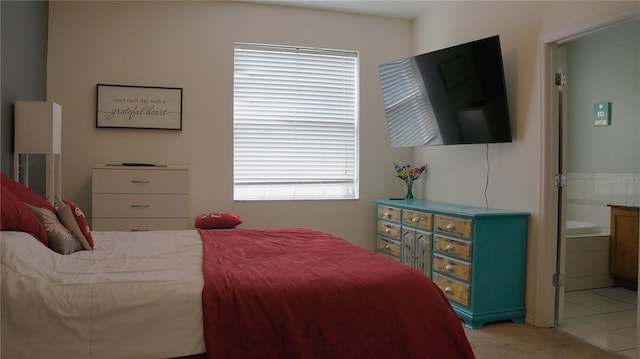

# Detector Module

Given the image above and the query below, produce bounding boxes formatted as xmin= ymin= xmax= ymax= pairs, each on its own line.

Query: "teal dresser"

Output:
xmin=373 ymin=199 xmax=529 ymax=329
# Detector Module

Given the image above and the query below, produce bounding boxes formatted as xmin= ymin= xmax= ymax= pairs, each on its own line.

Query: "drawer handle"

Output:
xmin=383 ymin=212 xmax=391 ymax=217
xmin=384 ymin=227 xmax=392 ymax=233
xmin=445 ymin=264 xmax=455 ymax=272
xmin=131 ymin=180 xmax=151 ymax=184
xmin=411 ymin=217 xmax=419 ymax=222
xmin=384 ymin=244 xmax=391 ymax=249
xmin=131 ymin=204 xmax=150 ymax=208
xmin=445 ymin=244 xmax=455 ymax=251
xmin=444 ymin=286 xmax=454 ymax=294
xmin=445 ymin=223 xmax=456 ymax=232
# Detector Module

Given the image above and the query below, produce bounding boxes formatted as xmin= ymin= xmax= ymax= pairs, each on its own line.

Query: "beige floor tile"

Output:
xmin=565 ymin=290 xmax=603 ymax=304
xmin=560 ymin=288 xmax=637 ymax=355
xmin=610 ymin=309 xmax=638 ymax=322
xmin=557 ymin=318 xmax=605 ymax=335
xmin=580 ymin=299 xmax=637 ymax=313
xmin=564 ymin=302 xmax=600 ymax=318
xmin=579 ymin=330 xmax=636 ymax=352
xmin=580 ymin=313 xmax=636 ymax=331
xmin=613 ymin=326 xmax=637 ymax=339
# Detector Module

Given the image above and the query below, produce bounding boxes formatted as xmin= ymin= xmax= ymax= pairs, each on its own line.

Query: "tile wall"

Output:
xmin=566 ymin=172 xmax=640 ymax=226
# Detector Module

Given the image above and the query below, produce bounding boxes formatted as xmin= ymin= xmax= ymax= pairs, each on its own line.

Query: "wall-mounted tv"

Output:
xmin=378 ymin=35 xmax=512 ymax=147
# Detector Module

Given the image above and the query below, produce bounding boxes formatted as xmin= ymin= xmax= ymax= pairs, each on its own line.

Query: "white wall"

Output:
xmin=567 ymin=18 xmax=640 ymax=173
xmin=47 ymin=0 xmax=639 ymax=328
xmin=412 ymin=1 xmax=637 ymax=327
xmin=46 ymin=1 xmax=414 ymax=250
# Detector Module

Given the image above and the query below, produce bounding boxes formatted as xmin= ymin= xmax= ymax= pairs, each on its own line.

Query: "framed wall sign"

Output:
xmin=96 ymin=84 xmax=183 ymax=130
xmin=593 ymin=102 xmax=611 ymax=126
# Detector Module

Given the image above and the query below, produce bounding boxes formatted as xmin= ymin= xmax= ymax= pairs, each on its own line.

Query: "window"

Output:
xmin=233 ymin=43 xmax=359 ymax=200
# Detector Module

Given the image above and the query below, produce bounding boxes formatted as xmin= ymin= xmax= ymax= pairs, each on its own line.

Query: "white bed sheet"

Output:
xmin=1 ymin=230 xmax=206 ymax=359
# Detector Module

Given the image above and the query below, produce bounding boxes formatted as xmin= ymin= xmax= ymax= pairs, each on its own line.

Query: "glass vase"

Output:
xmin=405 ymin=177 xmax=414 ymax=200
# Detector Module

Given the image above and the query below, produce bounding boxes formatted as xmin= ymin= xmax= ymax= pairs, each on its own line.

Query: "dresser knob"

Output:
xmin=446 ymin=223 xmax=455 ymax=231
xmin=411 ymin=217 xmax=419 ymax=222
xmin=445 ymin=244 xmax=454 ymax=251
xmin=384 ymin=212 xmax=391 ymax=217
xmin=384 ymin=244 xmax=391 ymax=249
xmin=384 ymin=228 xmax=391 ymax=233
xmin=445 ymin=264 xmax=454 ymax=271
xmin=444 ymin=286 xmax=453 ymax=294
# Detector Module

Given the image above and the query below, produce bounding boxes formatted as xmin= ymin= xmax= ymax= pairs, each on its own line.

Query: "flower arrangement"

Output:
xmin=393 ymin=162 xmax=426 ymax=199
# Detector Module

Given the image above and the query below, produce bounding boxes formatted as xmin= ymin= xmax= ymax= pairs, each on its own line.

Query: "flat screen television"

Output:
xmin=378 ymin=35 xmax=512 ymax=147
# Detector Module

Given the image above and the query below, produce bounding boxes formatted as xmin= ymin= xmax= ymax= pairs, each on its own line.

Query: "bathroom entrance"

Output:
xmin=553 ymin=15 xmax=640 ymax=356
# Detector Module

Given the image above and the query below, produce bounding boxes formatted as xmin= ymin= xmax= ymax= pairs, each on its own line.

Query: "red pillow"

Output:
xmin=57 ymin=200 xmax=94 ymax=250
xmin=195 ymin=212 xmax=242 ymax=229
xmin=1 ymin=186 xmax=48 ymax=245
xmin=1 ymin=173 xmax=56 ymax=213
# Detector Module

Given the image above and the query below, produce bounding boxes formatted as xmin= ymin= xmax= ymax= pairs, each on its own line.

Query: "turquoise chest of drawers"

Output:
xmin=373 ymin=199 xmax=529 ymax=329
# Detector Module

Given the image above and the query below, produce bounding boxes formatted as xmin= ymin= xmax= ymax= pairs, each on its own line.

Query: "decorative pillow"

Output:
xmin=1 ymin=173 xmax=56 ymax=213
xmin=25 ymin=203 xmax=83 ymax=254
xmin=57 ymin=200 xmax=94 ymax=250
xmin=195 ymin=212 xmax=242 ymax=229
xmin=1 ymin=186 xmax=48 ymax=245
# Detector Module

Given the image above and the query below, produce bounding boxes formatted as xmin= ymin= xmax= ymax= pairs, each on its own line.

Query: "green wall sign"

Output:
xmin=593 ymin=102 xmax=611 ymax=126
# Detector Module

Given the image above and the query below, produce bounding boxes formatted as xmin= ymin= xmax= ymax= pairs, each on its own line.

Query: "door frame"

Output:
xmin=554 ymin=44 xmax=568 ymax=325
xmin=538 ymin=3 xmax=640 ymax=328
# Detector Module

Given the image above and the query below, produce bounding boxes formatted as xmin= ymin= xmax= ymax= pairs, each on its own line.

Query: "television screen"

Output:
xmin=378 ymin=35 xmax=512 ymax=146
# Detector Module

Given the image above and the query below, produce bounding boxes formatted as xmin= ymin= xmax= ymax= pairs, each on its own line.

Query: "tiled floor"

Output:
xmin=558 ymin=288 xmax=637 ymax=358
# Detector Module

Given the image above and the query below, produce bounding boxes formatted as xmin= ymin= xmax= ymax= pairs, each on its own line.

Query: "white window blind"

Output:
xmin=233 ymin=43 xmax=359 ymax=200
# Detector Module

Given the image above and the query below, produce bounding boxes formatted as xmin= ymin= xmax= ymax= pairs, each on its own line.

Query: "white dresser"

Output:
xmin=92 ymin=165 xmax=188 ymax=231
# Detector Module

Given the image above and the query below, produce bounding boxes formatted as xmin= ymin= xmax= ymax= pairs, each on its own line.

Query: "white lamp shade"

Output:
xmin=15 ymin=101 xmax=62 ymax=154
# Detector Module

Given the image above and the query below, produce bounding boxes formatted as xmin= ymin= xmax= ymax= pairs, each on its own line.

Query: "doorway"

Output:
xmin=544 ymin=9 xmax=640 ymax=357
xmin=555 ymin=18 xmax=640 ymax=357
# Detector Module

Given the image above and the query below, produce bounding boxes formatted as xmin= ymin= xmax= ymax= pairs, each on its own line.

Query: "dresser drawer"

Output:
xmin=92 ymin=194 xmax=187 ymax=218
xmin=377 ymin=205 xmax=401 ymax=223
xmin=433 ymin=273 xmax=470 ymax=307
xmin=93 ymin=218 xmax=188 ymax=231
xmin=433 ymin=255 xmax=471 ymax=282
xmin=402 ymin=210 xmax=432 ymax=230
xmin=377 ymin=221 xmax=401 ymax=240
xmin=434 ymin=215 xmax=473 ymax=239
xmin=376 ymin=236 xmax=401 ymax=258
xmin=92 ymin=168 xmax=188 ymax=194
xmin=433 ymin=235 xmax=472 ymax=261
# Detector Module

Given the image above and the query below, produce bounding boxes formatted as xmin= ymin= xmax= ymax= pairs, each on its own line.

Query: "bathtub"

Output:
xmin=566 ymin=220 xmax=602 ymax=236
xmin=564 ymin=220 xmax=612 ymax=291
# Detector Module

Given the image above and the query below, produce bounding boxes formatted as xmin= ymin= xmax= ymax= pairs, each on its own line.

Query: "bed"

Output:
xmin=1 ymin=176 xmax=474 ymax=359
xmin=2 ymin=229 xmax=206 ymax=358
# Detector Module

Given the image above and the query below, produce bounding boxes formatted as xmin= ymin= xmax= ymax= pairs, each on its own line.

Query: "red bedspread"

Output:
xmin=200 ymin=228 xmax=474 ymax=359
